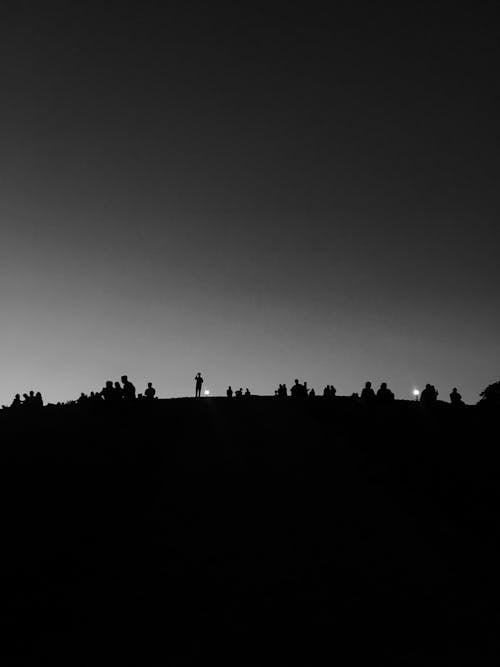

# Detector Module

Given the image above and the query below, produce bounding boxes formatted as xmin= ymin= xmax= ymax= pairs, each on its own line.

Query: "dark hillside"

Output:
xmin=0 ymin=398 xmax=498 ymax=665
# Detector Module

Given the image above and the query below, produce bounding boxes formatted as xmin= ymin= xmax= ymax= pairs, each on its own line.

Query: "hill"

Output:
xmin=0 ymin=397 xmax=498 ymax=665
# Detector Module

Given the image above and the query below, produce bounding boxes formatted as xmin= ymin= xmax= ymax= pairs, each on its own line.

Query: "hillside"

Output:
xmin=0 ymin=397 xmax=498 ymax=665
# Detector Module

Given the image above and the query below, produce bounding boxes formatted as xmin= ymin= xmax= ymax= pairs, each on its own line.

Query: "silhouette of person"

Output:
xmin=235 ymin=388 xmax=243 ymax=398
xmin=361 ymin=381 xmax=375 ymax=402
xmin=145 ymin=382 xmax=156 ymax=400
xmin=290 ymin=379 xmax=301 ymax=398
xmin=309 ymin=387 xmax=316 ymax=398
xmin=195 ymin=372 xmax=204 ymax=398
xmin=10 ymin=394 xmax=22 ymax=408
xmin=35 ymin=392 xmax=43 ymax=408
xmin=376 ymin=382 xmax=394 ymax=404
xmin=226 ymin=386 xmax=233 ymax=398
xmin=101 ymin=381 xmax=114 ymax=402
xmin=121 ymin=375 xmax=136 ymax=400
xmin=450 ymin=387 xmax=463 ymax=406
xmin=114 ymin=381 xmax=124 ymax=400
xmin=277 ymin=383 xmax=288 ymax=398
xmin=244 ymin=388 xmax=251 ymax=397
xmin=420 ymin=383 xmax=438 ymax=407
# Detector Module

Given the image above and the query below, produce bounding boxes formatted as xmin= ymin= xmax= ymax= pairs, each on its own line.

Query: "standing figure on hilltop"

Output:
xmin=195 ymin=372 xmax=204 ymax=398
xmin=450 ymin=387 xmax=463 ymax=406
xmin=361 ymin=381 xmax=375 ymax=402
xmin=145 ymin=382 xmax=156 ymax=400
xmin=226 ymin=386 xmax=233 ymax=398
xmin=114 ymin=381 xmax=124 ymax=400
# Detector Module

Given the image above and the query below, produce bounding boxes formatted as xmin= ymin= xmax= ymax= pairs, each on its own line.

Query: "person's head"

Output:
xmin=381 ymin=382 xmax=387 ymax=389
xmin=452 ymin=387 xmax=457 ymax=392
xmin=121 ymin=375 xmax=127 ymax=383
xmin=148 ymin=382 xmax=152 ymax=388
xmin=114 ymin=381 xmax=121 ymax=388
xmin=29 ymin=391 xmax=34 ymax=397
xmin=106 ymin=380 xmax=112 ymax=388
xmin=15 ymin=394 xmax=20 ymax=399
xmin=294 ymin=379 xmax=299 ymax=384
xmin=365 ymin=381 xmax=371 ymax=388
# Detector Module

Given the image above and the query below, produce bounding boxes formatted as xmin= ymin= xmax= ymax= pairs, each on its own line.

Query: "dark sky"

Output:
xmin=0 ymin=2 xmax=498 ymax=403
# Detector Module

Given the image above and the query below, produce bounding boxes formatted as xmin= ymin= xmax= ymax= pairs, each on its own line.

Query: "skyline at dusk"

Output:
xmin=0 ymin=3 xmax=498 ymax=405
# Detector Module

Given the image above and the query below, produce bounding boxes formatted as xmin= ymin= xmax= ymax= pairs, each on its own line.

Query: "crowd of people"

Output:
xmin=2 ymin=376 xmax=157 ymax=410
xmin=7 ymin=391 xmax=44 ymax=409
xmin=81 ymin=376 xmax=157 ymax=403
xmin=2 ymin=372 xmax=467 ymax=410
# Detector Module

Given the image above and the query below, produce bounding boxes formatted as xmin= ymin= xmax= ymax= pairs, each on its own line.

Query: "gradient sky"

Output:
xmin=0 ymin=2 xmax=498 ymax=404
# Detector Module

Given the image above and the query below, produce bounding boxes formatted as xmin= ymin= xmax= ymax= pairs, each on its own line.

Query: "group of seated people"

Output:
xmin=8 ymin=391 xmax=44 ymax=409
xmin=226 ymin=386 xmax=251 ymax=398
xmin=97 ymin=376 xmax=157 ymax=402
xmin=272 ymin=380 xmax=396 ymax=402
xmin=359 ymin=381 xmax=395 ymax=403
xmin=3 ymin=376 xmax=466 ymax=410
xmin=419 ymin=384 xmax=463 ymax=407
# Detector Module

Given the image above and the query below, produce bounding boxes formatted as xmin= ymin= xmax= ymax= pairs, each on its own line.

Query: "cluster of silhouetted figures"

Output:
xmin=2 ymin=375 xmax=157 ymax=410
xmin=1 ymin=371 xmax=482 ymax=410
xmin=82 ymin=376 xmax=158 ymax=403
xmin=7 ymin=391 xmax=44 ymax=409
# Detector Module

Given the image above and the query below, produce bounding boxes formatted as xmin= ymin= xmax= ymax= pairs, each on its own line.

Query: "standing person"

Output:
xmin=195 ymin=372 xmax=204 ymax=398
xmin=450 ymin=387 xmax=462 ymax=405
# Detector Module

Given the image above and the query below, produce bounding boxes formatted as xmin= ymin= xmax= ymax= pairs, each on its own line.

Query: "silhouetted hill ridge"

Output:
xmin=0 ymin=397 xmax=498 ymax=664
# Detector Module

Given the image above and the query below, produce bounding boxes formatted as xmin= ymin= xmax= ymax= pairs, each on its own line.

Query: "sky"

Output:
xmin=0 ymin=2 xmax=498 ymax=404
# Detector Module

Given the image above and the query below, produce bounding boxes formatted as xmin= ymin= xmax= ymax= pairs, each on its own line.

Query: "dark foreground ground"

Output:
xmin=0 ymin=397 xmax=498 ymax=665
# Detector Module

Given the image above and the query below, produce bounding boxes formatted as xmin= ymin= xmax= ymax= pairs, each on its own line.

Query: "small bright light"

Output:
xmin=204 ymin=389 xmax=210 ymax=396
xmin=413 ymin=389 xmax=420 ymax=396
